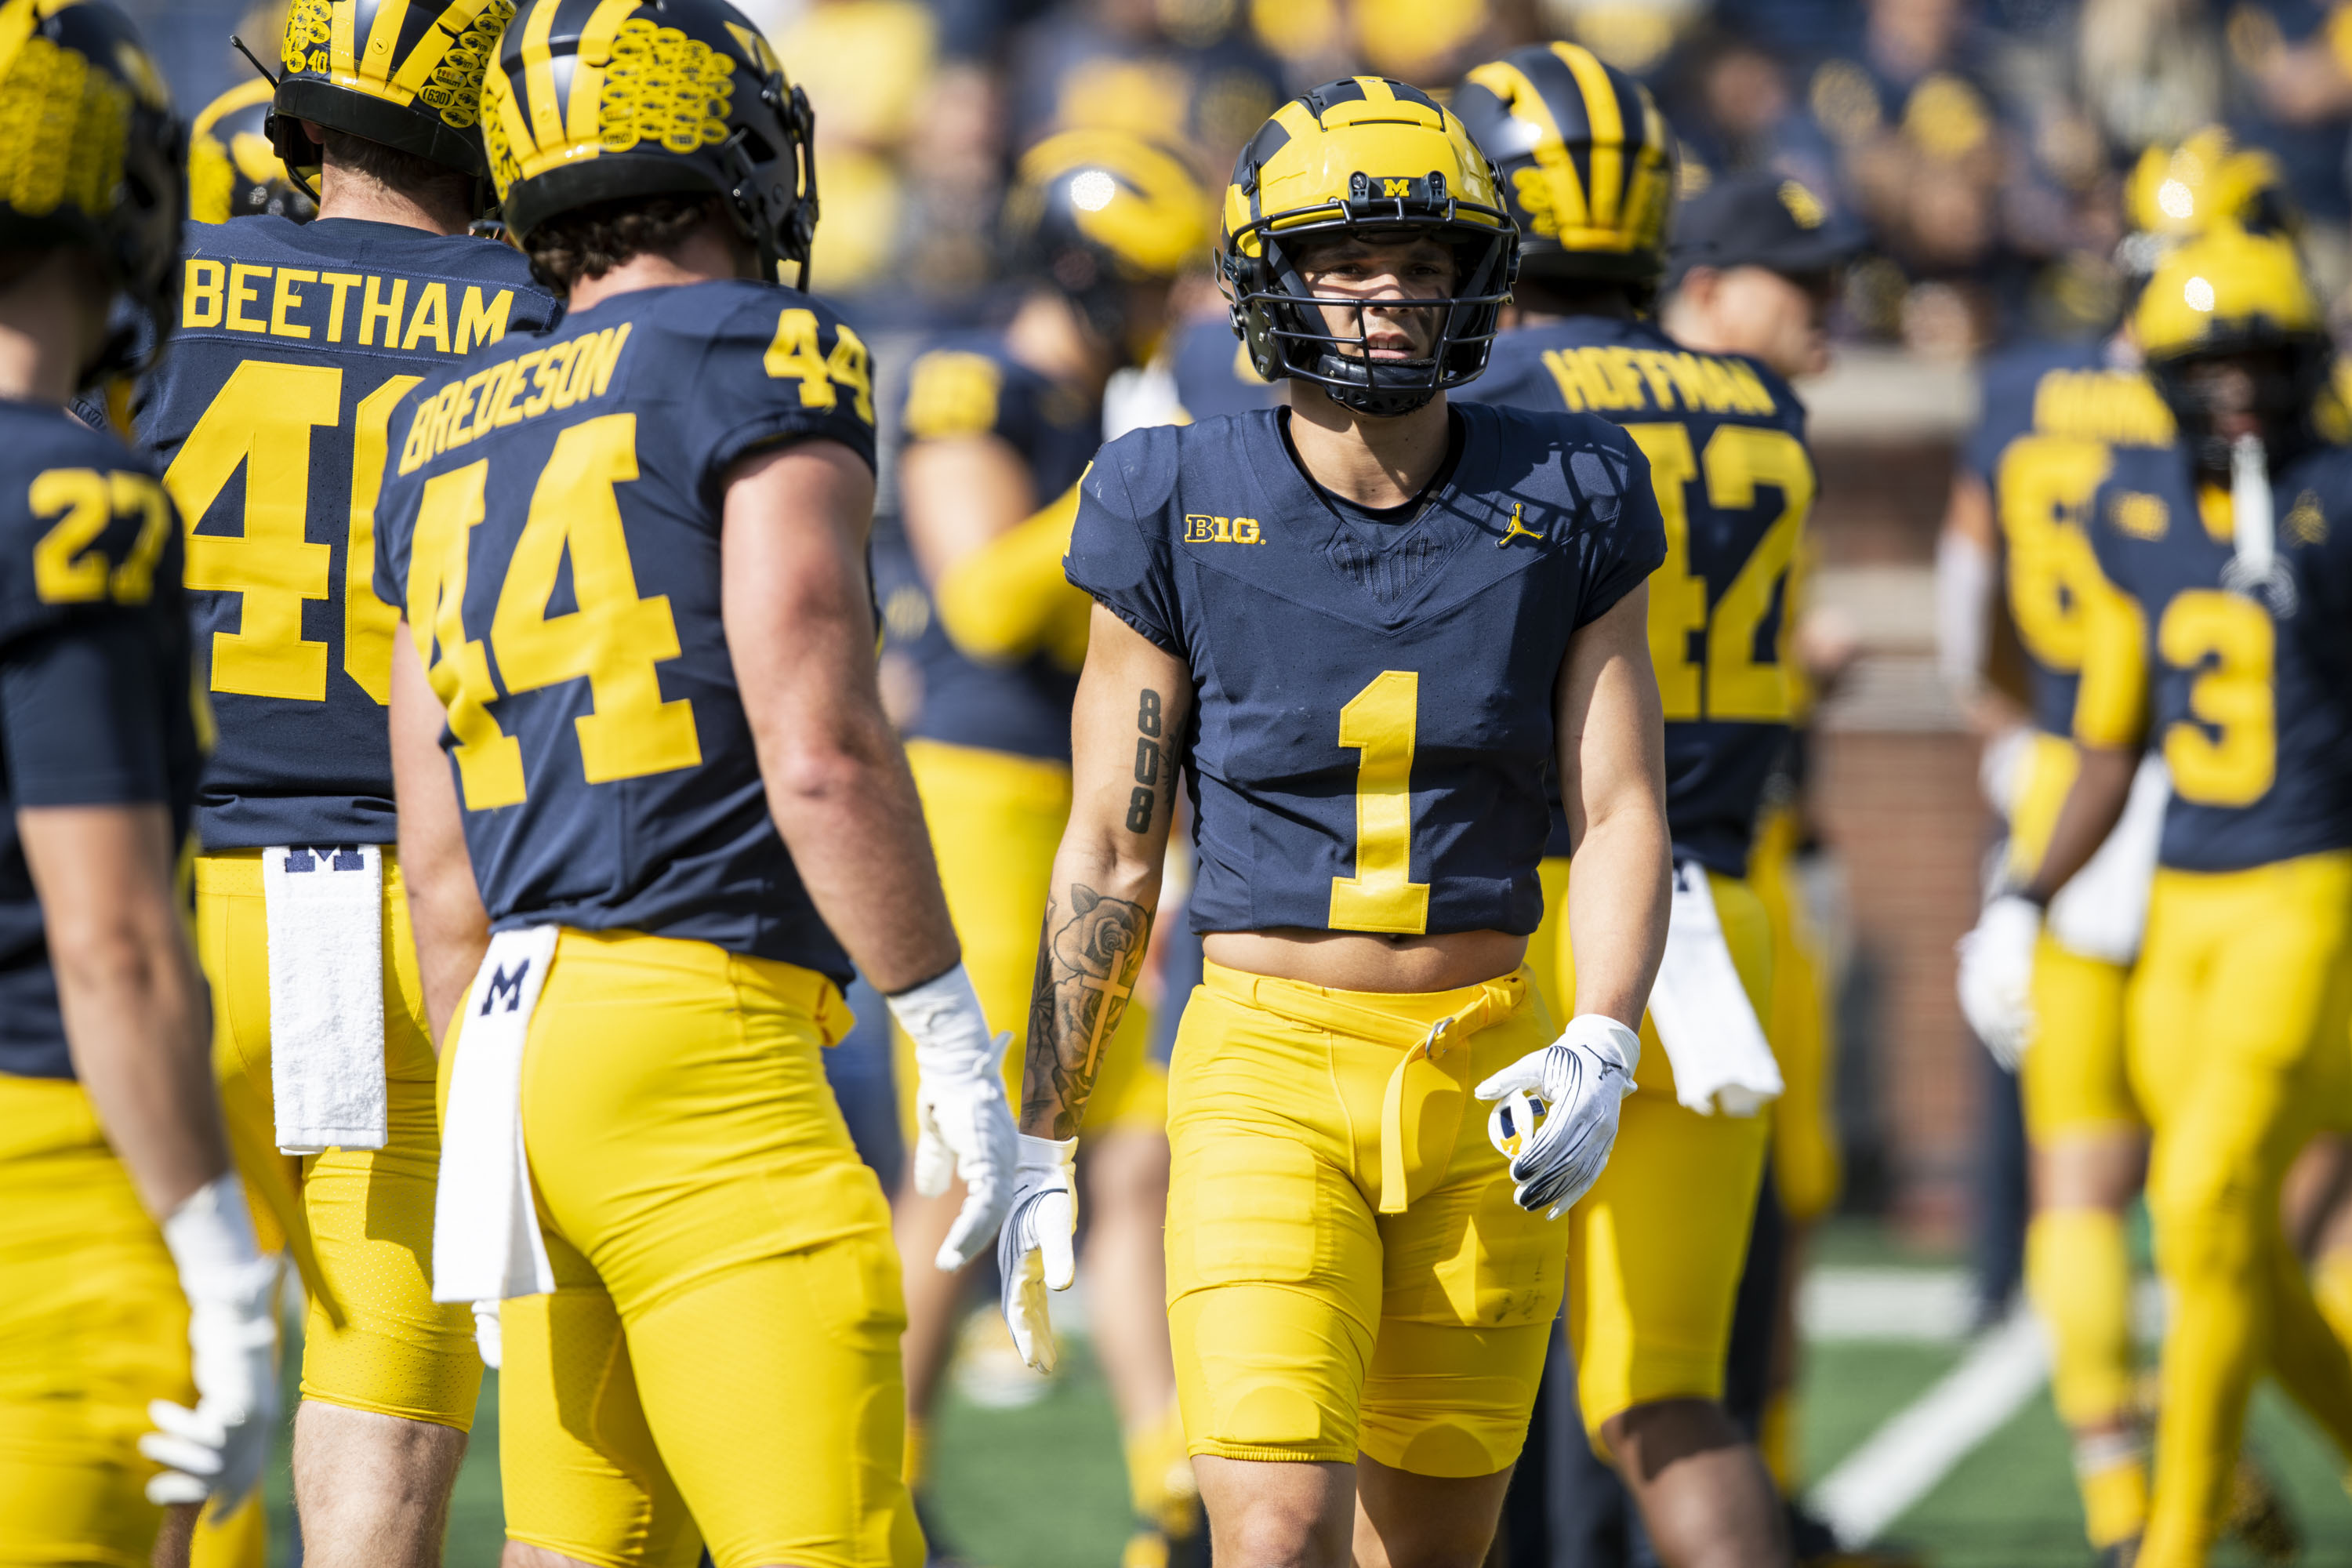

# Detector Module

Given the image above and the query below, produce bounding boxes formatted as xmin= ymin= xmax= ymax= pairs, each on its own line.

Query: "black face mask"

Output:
xmin=2152 ymin=339 xmax=2331 ymax=476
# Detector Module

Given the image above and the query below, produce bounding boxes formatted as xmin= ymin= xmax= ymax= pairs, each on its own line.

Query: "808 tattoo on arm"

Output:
xmin=1024 ymin=688 xmax=1167 ymax=1138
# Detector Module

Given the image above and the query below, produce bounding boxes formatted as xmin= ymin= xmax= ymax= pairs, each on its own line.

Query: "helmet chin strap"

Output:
xmin=2221 ymin=433 xmax=2299 ymax=617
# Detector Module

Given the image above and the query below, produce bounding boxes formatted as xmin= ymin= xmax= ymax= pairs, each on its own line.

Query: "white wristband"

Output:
xmin=886 ymin=963 xmax=996 ymax=1076
xmin=161 ymin=1174 xmax=265 ymax=1300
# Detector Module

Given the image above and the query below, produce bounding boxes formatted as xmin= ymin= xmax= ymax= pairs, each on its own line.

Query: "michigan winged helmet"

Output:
xmin=270 ymin=0 xmax=511 ymax=184
xmin=481 ymin=0 xmax=818 ymax=287
xmin=2135 ymin=224 xmax=2329 ymax=472
xmin=1221 ymin=76 xmax=1519 ymax=418
xmin=191 ymin=77 xmax=315 ymax=223
xmin=0 ymin=0 xmax=183 ymax=382
xmin=1007 ymin=129 xmax=1210 ymax=364
xmin=1450 ymin=41 xmax=1676 ymax=294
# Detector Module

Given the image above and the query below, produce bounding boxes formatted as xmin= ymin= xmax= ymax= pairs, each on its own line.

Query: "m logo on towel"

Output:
xmin=481 ymin=960 xmax=532 ymax=1015
xmin=281 ymin=845 xmax=368 ymax=873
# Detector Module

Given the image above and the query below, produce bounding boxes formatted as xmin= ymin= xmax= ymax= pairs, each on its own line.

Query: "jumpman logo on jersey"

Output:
xmin=1498 ymin=502 xmax=1545 ymax=547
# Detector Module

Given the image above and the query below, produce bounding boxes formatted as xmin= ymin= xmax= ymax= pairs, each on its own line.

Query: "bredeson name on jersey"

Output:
xmin=180 ymin=256 xmax=523 ymax=356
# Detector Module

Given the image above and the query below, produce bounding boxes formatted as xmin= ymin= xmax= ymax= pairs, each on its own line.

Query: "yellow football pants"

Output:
xmin=897 ymin=739 xmax=1161 ymax=1139
xmin=1533 ymin=858 xmax=1774 ymax=1436
xmin=1751 ymin=804 xmax=1842 ymax=1225
xmin=2129 ymin=853 xmax=2352 ymax=1567
xmin=480 ymin=929 xmax=923 ymax=1568
xmin=0 ymin=1076 xmax=192 ymax=1566
xmin=196 ymin=848 xmax=481 ymax=1431
xmin=1166 ymin=961 xmax=1564 ymax=1478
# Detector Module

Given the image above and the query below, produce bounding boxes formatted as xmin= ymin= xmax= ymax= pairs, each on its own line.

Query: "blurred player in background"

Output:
xmin=1454 ymin=45 xmax=1821 ymax=1567
xmin=1987 ymin=226 xmax=2352 ymax=1568
xmin=187 ymin=78 xmax=316 ymax=227
xmin=1657 ymin=170 xmax=1868 ymax=1565
xmin=134 ymin=3 xmax=559 ymax=1558
xmin=0 ymin=3 xmax=281 ymax=1562
xmin=1009 ymin=74 xmax=1673 ymax=1568
xmin=1948 ymin=129 xmax=2303 ymax=1565
xmin=887 ymin=128 xmax=1209 ymax=1565
xmin=379 ymin=1 xmax=1016 ymax=1560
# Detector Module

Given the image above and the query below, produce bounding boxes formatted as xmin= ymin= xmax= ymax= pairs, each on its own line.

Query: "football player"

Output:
xmin=133 ymin=3 xmax=560 ymax=1559
xmin=1946 ymin=129 xmax=2293 ymax=1561
xmin=375 ymin=2 xmax=1014 ymax=1562
xmin=1991 ymin=226 xmax=2352 ymax=1567
xmin=1451 ymin=45 xmax=1819 ymax=1565
xmin=885 ymin=129 xmax=1208 ymax=1559
xmin=1656 ymin=169 xmax=1867 ymax=1559
xmin=0 ymin=2 xmax=281 ymax=1561
xmin=1006 ymin=76 xmax=1674 ymax=1566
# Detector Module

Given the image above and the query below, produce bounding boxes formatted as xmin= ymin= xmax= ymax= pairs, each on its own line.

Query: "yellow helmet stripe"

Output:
xmin=518 ymin=0 xmax=564 ymax=153
xmin=386 ymin=0 xmax=498 ymax=98
xmin=360 ymin=0 xmax=410 ymax=84
xmin=490 ymin=56 xmax=535 ymax=169
xmin=1462 ymin=58 xmax=1588 ymax=232
xmin=1553 ymin=41 xmax=1624 ymax=227
xmin=564 ymin=0 xmax=645 ymax=144
xmin=331 ymin=0 xmax=359 ymax=81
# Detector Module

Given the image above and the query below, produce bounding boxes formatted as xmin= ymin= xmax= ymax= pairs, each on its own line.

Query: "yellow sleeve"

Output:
xmin=2071 ymin=562 xmax=2151 ymax=750
xmin=932 ymin=481 xmax=1091 ymax=670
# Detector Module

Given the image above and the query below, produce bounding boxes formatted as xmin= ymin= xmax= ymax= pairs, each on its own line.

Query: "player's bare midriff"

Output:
xmin=1203 ymin=927 xmax=1529 ymax=993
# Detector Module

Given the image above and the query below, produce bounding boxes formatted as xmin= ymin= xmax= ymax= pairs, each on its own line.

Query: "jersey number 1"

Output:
xmin=1330 ymin=670 xmax=1431 ymax=935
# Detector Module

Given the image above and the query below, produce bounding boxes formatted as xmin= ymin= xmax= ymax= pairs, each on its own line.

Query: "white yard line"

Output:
xmin=1805 ymin=1306 xmax=2051 ymax=1548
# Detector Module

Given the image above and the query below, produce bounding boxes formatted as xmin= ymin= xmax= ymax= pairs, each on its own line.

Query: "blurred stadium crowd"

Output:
xmin=124 ymin=0 xmax=2352 ymax=355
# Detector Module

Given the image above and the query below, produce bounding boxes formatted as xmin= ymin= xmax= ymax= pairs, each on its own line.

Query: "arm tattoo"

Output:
xmin=1024 ymin=688 xmax=1166 ymax=1138
xmin=1023 ymin=885 xmax=1152 ymax=1138
xmin=1126 ymin=688 xmax=1163 ymax=832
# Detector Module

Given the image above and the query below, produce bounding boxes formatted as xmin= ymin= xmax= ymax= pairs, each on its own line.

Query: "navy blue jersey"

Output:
xmin=1067 ymin=405 xmax=1664 ymax=938
xmin=895 ymin=332 xmax=1101 ymax=763
xmin=136 ymin=216 xmax=558 ymax=851
xmin=2078 ymin=444 xmax=2352 ymax=873
xmin=0 ymin=403 xmax=200 ymax=1081
xmin=1167 ymin=314 xmax=1279 ymax=423
xmin=1465 ymin=317 xmax=1812 ymax=877
xmin=1959 ymin=336 xmax=2175 ymax=738
xmin=373 ymin=281 xmax=877 ymax=981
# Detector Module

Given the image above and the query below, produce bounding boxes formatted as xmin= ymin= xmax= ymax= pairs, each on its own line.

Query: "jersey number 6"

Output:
xmin=405 ymin=411 xmax=702 ymax=810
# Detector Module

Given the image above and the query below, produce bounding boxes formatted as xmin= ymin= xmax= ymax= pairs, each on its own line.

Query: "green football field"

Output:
xmin=257 ymin=1221 xmax=2352 ymax=1566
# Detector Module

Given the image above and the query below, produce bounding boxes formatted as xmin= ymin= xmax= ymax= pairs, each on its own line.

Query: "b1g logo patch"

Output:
xmin=1185 ymin=514 xmax=1263 ymax=545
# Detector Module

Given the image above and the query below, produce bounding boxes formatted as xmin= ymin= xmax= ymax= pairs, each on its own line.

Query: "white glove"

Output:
xmin=1475 ymin=1014 xmax=1641 ymax=1220
xmin=887 ymin=964 xmax=1018 ymax=1271
xmin=997 ymin=1134 xmax=1077 ymax=1374
xmin=140 ymin=1174 xmax=280 ymax=1512
xmin=472 ymin=1300 xmax=503 ymax=1370
xmin=1957 ymin=893 xmax=2041 ymax=1072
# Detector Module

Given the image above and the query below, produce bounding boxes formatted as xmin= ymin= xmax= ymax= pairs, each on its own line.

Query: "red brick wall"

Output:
xmin=1808 ymin=435 xmax=1994 ymax=1245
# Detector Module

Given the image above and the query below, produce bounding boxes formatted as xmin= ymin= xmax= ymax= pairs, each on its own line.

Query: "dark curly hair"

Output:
xmin=522 ymin=194 xmax=734 ymax=293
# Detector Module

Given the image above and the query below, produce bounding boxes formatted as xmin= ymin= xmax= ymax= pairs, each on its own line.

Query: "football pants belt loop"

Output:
xmin=1648 ymin=862 xmax=1783 ymax=1116
xmin=1207 ymin=964 xmax=1531 ymax=1214
xmin=432 ymin=925 xmax=561 ymax=1305
xmin=262 ymin=844 xmax=387 ymax=1153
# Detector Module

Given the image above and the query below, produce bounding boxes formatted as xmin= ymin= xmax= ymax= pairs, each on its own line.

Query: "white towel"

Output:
xmin=2047 ymin=753 xmax=2169 ymax=965
xmin=263 ymin=845 xmax=387 ymax=1154
xmin=1646 ymin=862 xmax=1784 ymax=1117
xmin=431 ymin=926 xmax=561 ymax=1305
